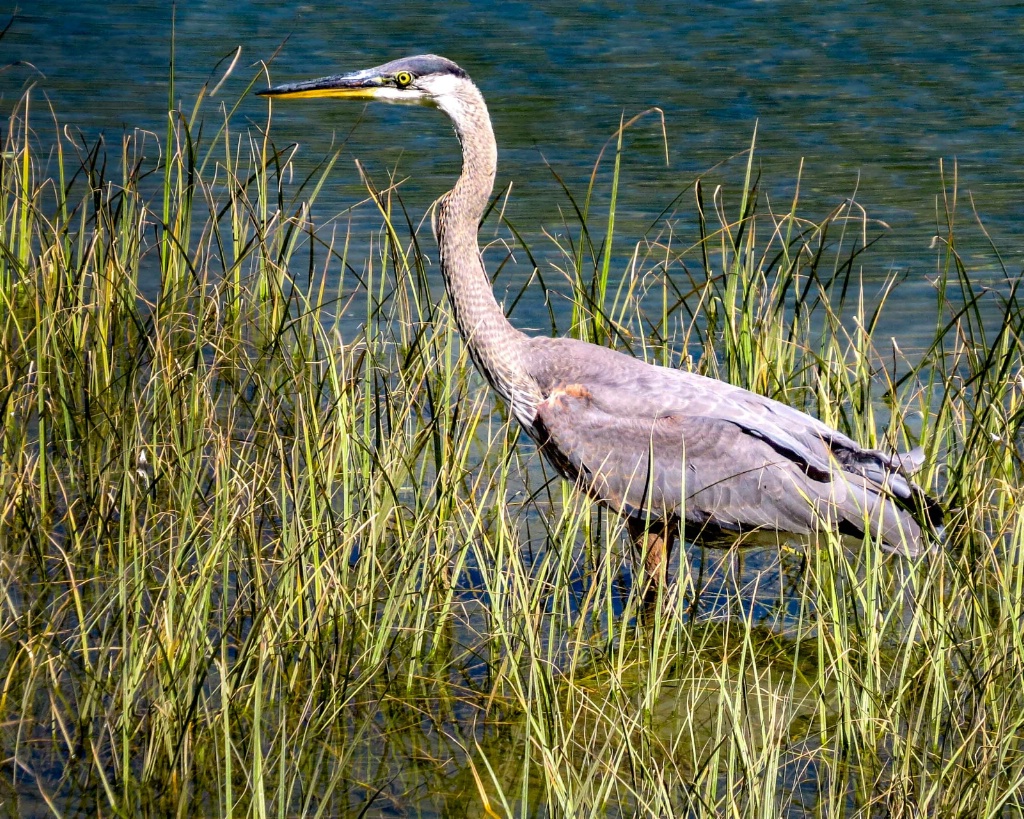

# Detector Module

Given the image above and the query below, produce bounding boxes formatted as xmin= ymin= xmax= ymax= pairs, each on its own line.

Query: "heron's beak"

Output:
xmin=258 ymin=68 xmax=385 ymax=100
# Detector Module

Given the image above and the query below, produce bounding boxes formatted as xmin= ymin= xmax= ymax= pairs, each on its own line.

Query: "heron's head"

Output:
xmin=258 ymin=54 xmax=469 ymax=109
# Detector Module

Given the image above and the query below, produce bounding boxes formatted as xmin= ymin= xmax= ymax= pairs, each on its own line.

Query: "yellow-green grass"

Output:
xmin=0 ymin=74 xmax=1022 ymax=818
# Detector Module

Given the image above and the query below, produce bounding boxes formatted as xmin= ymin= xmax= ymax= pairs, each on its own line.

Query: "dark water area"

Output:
xmin=4 ymin=0 xmax=1022 ymax=345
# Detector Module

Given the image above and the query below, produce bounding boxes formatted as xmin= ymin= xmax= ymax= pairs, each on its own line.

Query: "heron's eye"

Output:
xmin=394 ymin=71 xmax=413 ymax=88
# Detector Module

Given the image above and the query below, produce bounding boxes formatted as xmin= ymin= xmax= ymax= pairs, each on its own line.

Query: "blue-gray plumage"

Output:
xmin=260 ymin=54 xmax=941 ymax=590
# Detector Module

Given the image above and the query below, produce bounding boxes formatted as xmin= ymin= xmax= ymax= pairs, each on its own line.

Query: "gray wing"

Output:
xmin=525 ymin=337 xmax=927 ymax=552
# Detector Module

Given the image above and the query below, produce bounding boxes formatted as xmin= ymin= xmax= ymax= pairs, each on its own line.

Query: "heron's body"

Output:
xmin=262 ymin=54 xmax=940 ymax=588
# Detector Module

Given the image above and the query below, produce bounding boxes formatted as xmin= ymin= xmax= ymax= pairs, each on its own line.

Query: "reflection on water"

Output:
xmin=329 ymin=541 xmax=880 ymax=817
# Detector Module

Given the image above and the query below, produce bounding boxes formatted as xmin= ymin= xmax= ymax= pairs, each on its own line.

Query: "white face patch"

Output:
xmin=372 ymin=86 xmax=429 ymax=105
xmin=416 ymin=73 xmax=481 ymax=123
xmin=366 ymin=74 xmax=466 ymax=108
xmin=417 ymin=73 xmax=464 ymax=99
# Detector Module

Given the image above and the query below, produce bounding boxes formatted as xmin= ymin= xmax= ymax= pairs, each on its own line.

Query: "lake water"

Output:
xmin=5 ymin=0 xmax=1022 ymax=343
xmin=5 ymin=5 xmax=1021 ymax=815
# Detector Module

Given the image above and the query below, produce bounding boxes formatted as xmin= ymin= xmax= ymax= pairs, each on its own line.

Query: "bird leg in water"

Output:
xmin=627 ymin=517 xmax=677 ymax=593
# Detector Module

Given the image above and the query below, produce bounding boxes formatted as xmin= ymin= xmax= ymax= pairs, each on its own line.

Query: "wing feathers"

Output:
xmin=531 ymin=368 xmax=929 ymax=554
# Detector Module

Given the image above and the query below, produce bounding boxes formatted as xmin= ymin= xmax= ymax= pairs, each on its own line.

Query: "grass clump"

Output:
xmin=0 ymin=71 xmax=1023 ymax=818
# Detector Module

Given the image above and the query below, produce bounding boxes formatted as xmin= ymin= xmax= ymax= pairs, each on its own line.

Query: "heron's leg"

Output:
xmin=627 ymin=517 xmax=677 ymax=594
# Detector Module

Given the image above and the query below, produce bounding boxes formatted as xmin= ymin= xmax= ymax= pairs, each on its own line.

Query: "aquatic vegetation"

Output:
xmin=1 ymin=71 xmax=1023 ymax=818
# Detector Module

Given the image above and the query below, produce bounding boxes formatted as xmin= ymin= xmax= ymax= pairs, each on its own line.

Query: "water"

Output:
xmin=5 ymin=0 xmax=1022 ymax=340
xmin=3 ymin=5 xmax=1020 ymax=814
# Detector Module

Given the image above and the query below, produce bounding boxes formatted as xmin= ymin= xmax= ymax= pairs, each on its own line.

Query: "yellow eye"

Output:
xmin=394 ymin=71 xmax=413 ymax=87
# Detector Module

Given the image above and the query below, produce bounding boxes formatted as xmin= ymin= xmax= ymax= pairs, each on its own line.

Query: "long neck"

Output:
xmin=435 ymin=81 xmax=540 ymax=420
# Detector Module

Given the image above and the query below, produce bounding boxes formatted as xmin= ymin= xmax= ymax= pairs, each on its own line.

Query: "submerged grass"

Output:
xmin=1 ymin=72 xmax=1023 ymax=818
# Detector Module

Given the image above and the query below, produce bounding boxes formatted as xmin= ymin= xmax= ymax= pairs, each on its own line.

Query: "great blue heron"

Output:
xmin=260 ymin=54 xmax=941 ymax=590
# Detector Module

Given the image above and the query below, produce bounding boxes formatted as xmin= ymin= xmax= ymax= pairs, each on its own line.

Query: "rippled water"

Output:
xmin=3 ymin=6 xmax=1020 ymax=814
xmin=5 ymin=0 xmax=1022 ymax=339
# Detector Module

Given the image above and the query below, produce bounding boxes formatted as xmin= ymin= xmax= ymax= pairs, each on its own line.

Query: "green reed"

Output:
xmin=0 ymin=70 xmax=1022 ymax=818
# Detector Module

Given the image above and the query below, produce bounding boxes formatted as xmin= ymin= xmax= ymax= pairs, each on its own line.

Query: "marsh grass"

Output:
xmin=1 ymin=73 xmax=1023 ymax=818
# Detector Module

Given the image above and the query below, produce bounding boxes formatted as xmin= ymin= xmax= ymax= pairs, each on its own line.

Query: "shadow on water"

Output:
xmin=322 ymin=536 xmax=919 ymax=817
